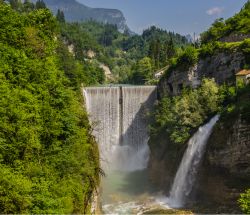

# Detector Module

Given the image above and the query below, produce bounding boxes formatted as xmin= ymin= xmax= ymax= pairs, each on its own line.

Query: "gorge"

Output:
xmin=83 ymin=86 xmax=223 ymax=213
xmin=0 ymin=0 xmax=249 ymax=214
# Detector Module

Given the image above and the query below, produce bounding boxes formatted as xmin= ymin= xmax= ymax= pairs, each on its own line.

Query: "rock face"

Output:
xmin=158 ymin=51 xmax=246 ymax=97
xmin=150 ymin=49 xmax=249 ymax=211
xmin=193 ymin=115 xmax=250 ymax=211
xmin=197 ymin=52 xmax=245 ymax=85
xmin=148 ymin=132 xmax=185 ymax=194
xmin=38 ymin=0 xmax=129 ymax=32
xmin=205 ymin=116 xmax=250 ymax=178
xmin=220 ymin=33 xmax=250 ymax=43
xmin=158 ymin=65 xmax=200 ymax=97
xmin=149 ymin=114 xmax=250 ymax=212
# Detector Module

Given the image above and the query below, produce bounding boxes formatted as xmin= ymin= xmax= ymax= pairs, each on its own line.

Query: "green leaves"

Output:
xmin=201 ymin=1 xmax=250 ymax=43
xmin=0 ymin=3 xmax=99 ymax=214
xmin=238 ymin=189 xmax=250 ymax=214
xmin=152 ymin=79 xmax=220 ymax=144
xmin=0 ymin=165 xmax=33 ymax=214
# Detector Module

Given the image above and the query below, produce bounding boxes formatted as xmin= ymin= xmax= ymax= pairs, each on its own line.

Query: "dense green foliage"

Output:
xmin=151 ymin=79 xmax=221 ymax=144
xmin=238 ymin=189 xmax=250 ymax=214
xmin=151 ymin=1 xmax=250 ymax=211
xmin=59 ymin=21 xmax=189 ymax=84
xmin=201 ymin=0 xmax=250 ymax=43
xmin=198 ymin=39 xmax=250 ymax=61
xmin=221 ymin=84 xmax=250 ymax=123
xmin=164 ymin=46 xmax=198 ymax=78
xmin=0 ymin=3 xmax=99 ymax=213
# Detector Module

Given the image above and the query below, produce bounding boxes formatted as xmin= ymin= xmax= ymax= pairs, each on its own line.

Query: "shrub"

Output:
xmin=151 ymin=78 xmax=220 ymax=144
xmin=238 ymin=189 xmax=250 ymax=214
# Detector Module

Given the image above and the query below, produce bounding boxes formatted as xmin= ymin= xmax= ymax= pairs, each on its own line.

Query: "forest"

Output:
xmin=0 ymin=1 xmax=100 ymax=213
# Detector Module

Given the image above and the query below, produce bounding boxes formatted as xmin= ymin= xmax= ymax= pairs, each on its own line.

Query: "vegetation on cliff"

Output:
xmin=0 ymin=2 xmax=99 ymax=213
xmin=221 ymin=84 xmax=250 ymax=123
xmin=201 ymin=0 xmax=250 ymax=43
xmin=239 ymin=189 xmax=250 ymax=214
xmin=152 ymin=1 xmax=250 ymax=212
xmin=151 ymin=79 xmax=220 ymax=144
xmin=199 ymin=0 xmax=250 ymax=68
xmin=162 ymin=1 xmax=250 ymax=79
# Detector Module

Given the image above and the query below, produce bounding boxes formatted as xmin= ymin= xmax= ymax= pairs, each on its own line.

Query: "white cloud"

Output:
xmin=206 ymin=7 xmax=224 ymax=16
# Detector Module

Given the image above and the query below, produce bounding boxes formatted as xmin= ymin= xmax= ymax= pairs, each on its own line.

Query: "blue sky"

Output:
xmin=76 ymin=0 xmax=247 ymax=36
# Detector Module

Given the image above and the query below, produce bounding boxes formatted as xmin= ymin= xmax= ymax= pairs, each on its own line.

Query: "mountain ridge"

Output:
xmin=33 ymin=0 xmax=129 ymax=32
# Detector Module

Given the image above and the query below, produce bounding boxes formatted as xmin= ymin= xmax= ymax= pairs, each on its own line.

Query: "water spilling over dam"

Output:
xmin=83 ymin=86 xmax=158 ymax=213
xmin=83 ymin=86 xmax=157 ymax=171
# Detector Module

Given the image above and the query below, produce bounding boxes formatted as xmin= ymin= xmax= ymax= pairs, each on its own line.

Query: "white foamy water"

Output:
xmin=83 ymin=86 xmax=157 ymax=171
xmin=83 ymin=86 xmax=158 ymax=214
xmin=165 ymin=115 xmax=219 ymax=208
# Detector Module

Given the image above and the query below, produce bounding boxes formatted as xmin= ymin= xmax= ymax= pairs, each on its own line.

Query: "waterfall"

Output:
xmin=167 ymin=115 xmax=219 ymax=208
xmin=83 ymin=86 xmax=157 ymax=171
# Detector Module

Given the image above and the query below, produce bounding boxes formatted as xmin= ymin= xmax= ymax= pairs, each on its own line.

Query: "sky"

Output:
xmin=76 ymin=0 xmax=247 ymax=36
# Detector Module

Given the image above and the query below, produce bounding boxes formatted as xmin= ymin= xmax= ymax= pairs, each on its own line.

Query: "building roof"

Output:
xmin=236 ymin=69 xmax=250 ymax=76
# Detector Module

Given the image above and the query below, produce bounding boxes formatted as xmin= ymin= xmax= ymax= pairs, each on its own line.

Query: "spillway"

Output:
xmin=83 ymin=86 xmax=157 ymax=213
xmin=83 ymin=86 xmax=157 ymax=171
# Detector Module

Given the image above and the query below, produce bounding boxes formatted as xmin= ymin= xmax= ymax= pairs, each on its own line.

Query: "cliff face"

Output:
xmin=148 ymin=132 xmax=184 ymax=193
xmin=197 ymin=52 xmax=245 ymax=85
xmin=149 ymin=49 xmax=249 ymax=211
xmin=149 ymin=114 xmax=250 ymax=211
xmin=205 ymin=116 xmax=250 ymax=178
xmin=39 ymin=0 xmax=129 ymax=32
xmin=158 ymin=51 xmax=246 ymax=97
xmin=194 ymin=114 xmax=250 ymax=211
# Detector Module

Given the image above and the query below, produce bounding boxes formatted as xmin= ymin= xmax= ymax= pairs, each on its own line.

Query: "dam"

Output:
xmin=83 ymin=86 xmax=157 ymax=213
xmin=83 ymin=86 xmax=157 ymax=170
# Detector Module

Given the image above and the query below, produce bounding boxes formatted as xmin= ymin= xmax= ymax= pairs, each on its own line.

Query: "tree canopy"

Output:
xmin=0 ymin=2 xmax=99 ymax=213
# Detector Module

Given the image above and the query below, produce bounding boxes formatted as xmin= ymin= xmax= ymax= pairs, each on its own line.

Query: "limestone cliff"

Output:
xmin=158 ymin=51 xmax=246 ymax=97
xmin=149 ymin=49 xmax=249 ymax=212
xmin=194 ymin=114 xmax=250 ymax=211
xmin=205 ymin=115 xmax=250 ymax=178
xmin=36 ymin=0 xmax=129 ymax=32
xmin=148 ymin=131 xmax=184 ymax=193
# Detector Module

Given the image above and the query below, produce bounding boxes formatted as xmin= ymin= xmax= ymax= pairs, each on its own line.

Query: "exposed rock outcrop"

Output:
xmin=148 ymin=132 xmax=186 ymax=194
xmin=193 ymin=114 xmax=250 ymax=211
xmin=205 ymin=116 xmax=250 ymax=178
xmin=150 ymin=48 xmax=249 ymax=211
xmin=38 ymin=0 xmax=129 ymax=33
xmin=198 ymin=52 xmax=245 ymax=85
xmin=220 ymin=33 xmax=250 ymax=43
xmin=158 ymin=51 xmax=246 ymax=97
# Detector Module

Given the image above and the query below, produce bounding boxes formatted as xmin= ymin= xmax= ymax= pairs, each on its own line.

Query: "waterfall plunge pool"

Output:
xmin=101 ymin=169 xmax=163 ymax=214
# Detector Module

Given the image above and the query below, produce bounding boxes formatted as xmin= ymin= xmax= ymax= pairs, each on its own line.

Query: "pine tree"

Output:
xmin=56 ymin=9 xmax=65 ymax=23
xmin=166 ymin=37 xmax=176 ymax=60
xmin=9 ymin=0 xmax=19 ymax=10
xmin=23 ymin=0 xmax=35 ymax=12
xmin=35 ymin=0 xmax=46 ymax=9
